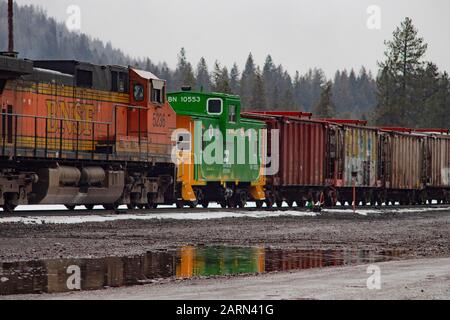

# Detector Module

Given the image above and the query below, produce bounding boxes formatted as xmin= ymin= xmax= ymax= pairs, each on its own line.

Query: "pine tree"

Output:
xmin=251 ymin=67 xmax=266 ymax=110
xmin=196 ymin=57 xmax=211 ymax=92
xmin=174 ymin=48 xmax=196 ymax=90
xmin=375 ymin=17 xmax=428 ymax=126
xmin=314 ymin=81 xmax=335 ymax=118
xmin=240 ymin=53 xmax=256 ymax=108
xmin=263 ymin=55 xmax=276 ymax=106
xmin=230 ymin=63 xmax=240 ymax=95
xmin=212 ymin=61 xmax=231 ymax=93
xmin=280 ymin=71 xmax=295 ymax=110
xmin=310 ymin=69 xmax=326 ymax=111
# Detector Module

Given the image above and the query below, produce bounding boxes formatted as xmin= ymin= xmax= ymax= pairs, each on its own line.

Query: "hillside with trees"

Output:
xmin=1 ymin=2 xmax=448 ymax=127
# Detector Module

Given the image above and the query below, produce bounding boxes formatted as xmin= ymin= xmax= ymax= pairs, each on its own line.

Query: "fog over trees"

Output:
xmin=1 ymin=2 xmax=448 ymax=127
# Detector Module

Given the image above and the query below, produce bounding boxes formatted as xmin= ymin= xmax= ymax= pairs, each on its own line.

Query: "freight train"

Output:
xmin=242 ymin=113 xmax=450 ymax=207
xmin=1 ymin=53 xmax=450 ymax=213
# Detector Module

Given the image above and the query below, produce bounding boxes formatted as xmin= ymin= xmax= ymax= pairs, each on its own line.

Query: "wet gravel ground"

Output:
xmin=0 ymin=210 xmax=449 ymax=262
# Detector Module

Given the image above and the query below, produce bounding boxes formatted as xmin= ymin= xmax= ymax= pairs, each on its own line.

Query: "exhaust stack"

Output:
xmin=8 ymin=0 xmax=14 ymax=53
xmin=2 ymin=0 xmax=17 ymax=57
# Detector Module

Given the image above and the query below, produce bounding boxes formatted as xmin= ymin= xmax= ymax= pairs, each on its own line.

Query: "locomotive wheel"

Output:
xmin=286 ymin=200 xmax=294 ymax=208
xmin=219 ymin=202 xmax=227 ymax=209
xmin=276 ymin=200 xmax=284 ymax=208
xmin=127 ymin=204 xmax=136 ymax=210
xmin=201 ymin=201 xmax=210 ymax=209
xmin=65 ymin=205 xmax=76 ymax=211
xmin=85 ymin=205 xmax=95 ymax=210
xmin=255 ymin=200 xmax=264 ymax=209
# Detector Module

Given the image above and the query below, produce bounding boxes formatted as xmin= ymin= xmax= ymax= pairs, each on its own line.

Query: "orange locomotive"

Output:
xmin=0 ymin=54 xmax=176 ymax=212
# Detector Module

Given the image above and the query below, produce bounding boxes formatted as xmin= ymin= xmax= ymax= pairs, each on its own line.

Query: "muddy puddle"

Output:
xmin=0 ymin=246 xmax=405 ymax=296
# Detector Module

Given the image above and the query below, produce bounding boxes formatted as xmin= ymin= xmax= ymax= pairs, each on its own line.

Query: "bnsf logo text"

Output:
xmin=46 ymin=100 xmax=95 ymax=135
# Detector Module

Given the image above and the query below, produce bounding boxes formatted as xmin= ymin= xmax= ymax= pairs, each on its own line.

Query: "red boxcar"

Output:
xmin=242 ymin=112 xmax=330 ymax=207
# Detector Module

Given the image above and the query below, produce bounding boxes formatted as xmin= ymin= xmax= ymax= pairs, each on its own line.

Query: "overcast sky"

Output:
xmin=14 ymin=0 xmax=450 ymax=77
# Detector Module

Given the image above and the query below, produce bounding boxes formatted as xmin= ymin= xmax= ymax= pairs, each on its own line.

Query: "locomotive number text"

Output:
xmin=153 ymin=112 xmax=166 ymax=128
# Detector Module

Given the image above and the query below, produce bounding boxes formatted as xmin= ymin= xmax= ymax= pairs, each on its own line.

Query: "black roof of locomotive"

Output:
xmin=0 ymin=54 xmax=33 ymax=78
xmin=32 ymin=60 xmax=129 ymax=92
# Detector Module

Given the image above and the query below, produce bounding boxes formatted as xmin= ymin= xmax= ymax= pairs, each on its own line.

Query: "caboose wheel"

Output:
xmin=201 ymin=201 xmax=210 ymax=209
xmin=85 ymin=205 xmax=95 ymax=210
xmin=236 ymin=191 xmax=247 ymax=208
xmin=255 ymin=200 xmax=264 ymax=209
xmin=227 ymin=198 xmax=237 ymax=209
xmin=65 ymin=205 xmax=76 ymax=211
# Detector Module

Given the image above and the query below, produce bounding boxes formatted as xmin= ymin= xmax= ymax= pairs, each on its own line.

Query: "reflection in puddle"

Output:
xmin=0 ymin=246 xmax=404 ymax=296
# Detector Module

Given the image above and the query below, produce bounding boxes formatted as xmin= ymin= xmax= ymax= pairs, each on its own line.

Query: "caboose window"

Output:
xmin=207 ymin=98 xmax=223 ymax=115
xmin=229 ymin=105 xmax=237 ymax=123
xmin=76 ymin=70 xmax=93 ymax=88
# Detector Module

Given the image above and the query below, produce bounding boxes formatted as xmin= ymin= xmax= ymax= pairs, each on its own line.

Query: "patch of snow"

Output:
xmin=0 ymin=210 xmax=317 ymax=225
xmin=324 ymin=206 xmax=450 ymax=216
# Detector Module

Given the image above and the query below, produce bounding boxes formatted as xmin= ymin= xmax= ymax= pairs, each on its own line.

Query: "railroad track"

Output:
xmin=1 ymin=204 xmax=450 ymax=219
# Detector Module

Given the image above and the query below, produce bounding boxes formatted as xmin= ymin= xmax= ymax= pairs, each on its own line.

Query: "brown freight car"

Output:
xmin=242 ymin=112 xmax=333 ymax=207
xmin=378 ymin=128 xmax=450 ymax=204
xmin=425 ymin=133 xmax=450 ymax=202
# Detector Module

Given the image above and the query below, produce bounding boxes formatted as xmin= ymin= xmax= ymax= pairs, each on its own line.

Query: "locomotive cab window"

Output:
xmin=151 ymin=79 xmax=165 ymax=104
xmin=111 ymin=71 xmax=129 ymax=93
xmin=133 ymin=83 xmax=145 ymax=101
xmin=229 ymin=105 xmax=237 ymax=123
xmin=207 ymin=98 xmax=223 ymax=115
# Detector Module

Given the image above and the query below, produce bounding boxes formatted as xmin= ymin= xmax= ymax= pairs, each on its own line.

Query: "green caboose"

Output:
xmin=168 ymin=90 xmax=266 ymax=208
